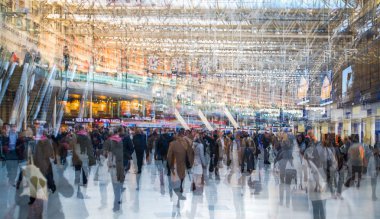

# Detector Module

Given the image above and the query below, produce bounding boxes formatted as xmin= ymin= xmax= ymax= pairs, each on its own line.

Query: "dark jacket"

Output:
xmin=76 ymin=131 xmax=96 ymax=166
xmin=133 ymin=133 xmax=147 ymax=152
xmin=156 ymin=133 xmax=173 ymax=160
xmin=263 ymin=135 xmax=271 ymax=149
xmin=147 ymin=133 xmax=158 ymax=151
xmin=243 ymin=146 xmax=255 ymax=171
xmin=104 ymin=135 xmax=125 ymax=182
xmin=203 ymin=135 xmax=217 ymax=158
xmin=33 ymin=137 xmax=54 ymax=175
xmin=123 ymin=135 xmax=134 ymax=161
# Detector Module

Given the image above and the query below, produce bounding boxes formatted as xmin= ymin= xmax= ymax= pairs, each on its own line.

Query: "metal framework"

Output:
xmin=1 ymin=0 xmax=371 ymax=108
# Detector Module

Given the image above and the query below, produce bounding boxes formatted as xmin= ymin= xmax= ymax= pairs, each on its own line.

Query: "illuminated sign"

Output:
xmin=75 ymin=118 xmax=94 ymax=123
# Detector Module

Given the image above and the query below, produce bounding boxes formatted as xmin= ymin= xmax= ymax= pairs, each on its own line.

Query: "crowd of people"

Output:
xmin=0 ymin=122 xmax=379 ymax=219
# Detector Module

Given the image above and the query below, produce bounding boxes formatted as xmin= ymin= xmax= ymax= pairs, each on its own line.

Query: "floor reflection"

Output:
xmin=0 ymin=146 xmax=379 ymax=219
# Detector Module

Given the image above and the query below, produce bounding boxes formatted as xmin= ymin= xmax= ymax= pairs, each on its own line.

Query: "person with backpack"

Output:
xmin=104 ymin=127 xmax=125 ymax=212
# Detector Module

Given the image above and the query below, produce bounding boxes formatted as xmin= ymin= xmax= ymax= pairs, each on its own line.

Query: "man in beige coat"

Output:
xmin=167 ymin=128 xmax=194 ymax=194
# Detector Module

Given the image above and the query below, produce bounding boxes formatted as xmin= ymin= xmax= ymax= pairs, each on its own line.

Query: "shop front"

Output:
xmin=64 ymin=94 xmax=153 ymax=120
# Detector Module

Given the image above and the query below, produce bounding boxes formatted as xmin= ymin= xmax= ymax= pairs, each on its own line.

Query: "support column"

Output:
xmin=358 ymin=119 xmax=362 ymax=143
xmin=313 ymin=124 xmax=320 ymax=141
xmin=142 ymin=100 xmax=145 ymax=117
xmin=117 ymin=101 xmax=120 ymax=118
xmin=23 ymin=66 xmax=28 ymax=131
xmin=343 ymin=119 xmax=351 ymax=137
xmin=89 ymin=93 xmax=93 ymax=120
xmin=53 ymin=95 xmax=56 ymax=132
xmin=371 ymin=117 xmax=376 ymax=146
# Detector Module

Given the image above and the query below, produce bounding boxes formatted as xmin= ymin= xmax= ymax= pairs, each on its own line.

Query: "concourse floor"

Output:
xmin=0 ymin=146 xmax=379 ymax=219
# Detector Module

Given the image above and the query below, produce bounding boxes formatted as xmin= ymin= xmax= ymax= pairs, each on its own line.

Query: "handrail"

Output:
xmin=27 ymin=67 xmax=48 ymax=123
xmin=0 ymin=62 xmax=17 ymax=104
xmin=32 ymin=65 xmax=57 ymax=121
xmin=54 ymin=87 xmax=69 ymax=136
xmin=9 ymin=63 xmax=32 ymax=129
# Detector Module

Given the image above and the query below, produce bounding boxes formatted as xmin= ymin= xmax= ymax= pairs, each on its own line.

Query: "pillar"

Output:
xmin=117 ymin=101 xmax=120 ymax=118
xmin=343 ymin=119 xmax=351 ymax=137
xmin=358 ymin=119 xmax=362 ymax=143
xmin=53 ymin=95 xmax=56 ymax=132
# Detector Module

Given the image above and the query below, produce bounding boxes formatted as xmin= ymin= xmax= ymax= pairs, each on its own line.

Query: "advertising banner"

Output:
xmin=342 ymin=66 xmax=353 ymax=101
xmin=320 ymin=70 xmax=333 ymax=106
xmin=297 ymin=75 xmax=309 ymax=105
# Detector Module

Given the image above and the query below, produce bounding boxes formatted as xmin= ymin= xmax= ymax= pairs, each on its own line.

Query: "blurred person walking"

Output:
xmin=147 ymin=130 xmax=158 ymax=164
xmin=303 ymin=130 xmax=330 ymax=219
xmin=133 ymin=128 xmax=147 ymax=174
xmin=191 ymin=134 xmax=206 ymax=194
xmin=156 ymin=129 xmax=173 ymax=182
xmin=74 ymin=126 xmax=95 ymax=186
xmin=122 ymin=128 xmax=134 ymax=173
xmin=241 ymin=132 xmax=256 ymax=174
xmin=167 ymin=128 xmax=194 ymax=196
xmin=104 ymin=127 xmax=125 ymax=212
xmin=274 ymin=133 xmax=294 ymax=207
xmin=29 ymin=130 xmax=55 ymax=205
xmin=14 ymin=127 xmax=34 ymax=189
xmin=367 ymin=142 xmax=380 ymax=200
xmin=345 ymin=135 xmax=364 ymax=188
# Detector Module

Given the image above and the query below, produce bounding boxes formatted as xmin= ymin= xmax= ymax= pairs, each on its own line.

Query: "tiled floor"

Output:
xmin=0 ymin=146 xmax=379 ymax=219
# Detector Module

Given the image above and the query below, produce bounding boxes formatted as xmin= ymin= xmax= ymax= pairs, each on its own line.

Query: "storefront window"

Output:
xmin=64 ymin=99 xmax=80 ymax=117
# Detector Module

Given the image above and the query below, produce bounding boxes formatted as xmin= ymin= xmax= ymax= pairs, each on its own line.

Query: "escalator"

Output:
xmin=29 ymin=65 xmax=57 ymax=123
xmin=0 ymin=62 xmax=18 ymax=105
